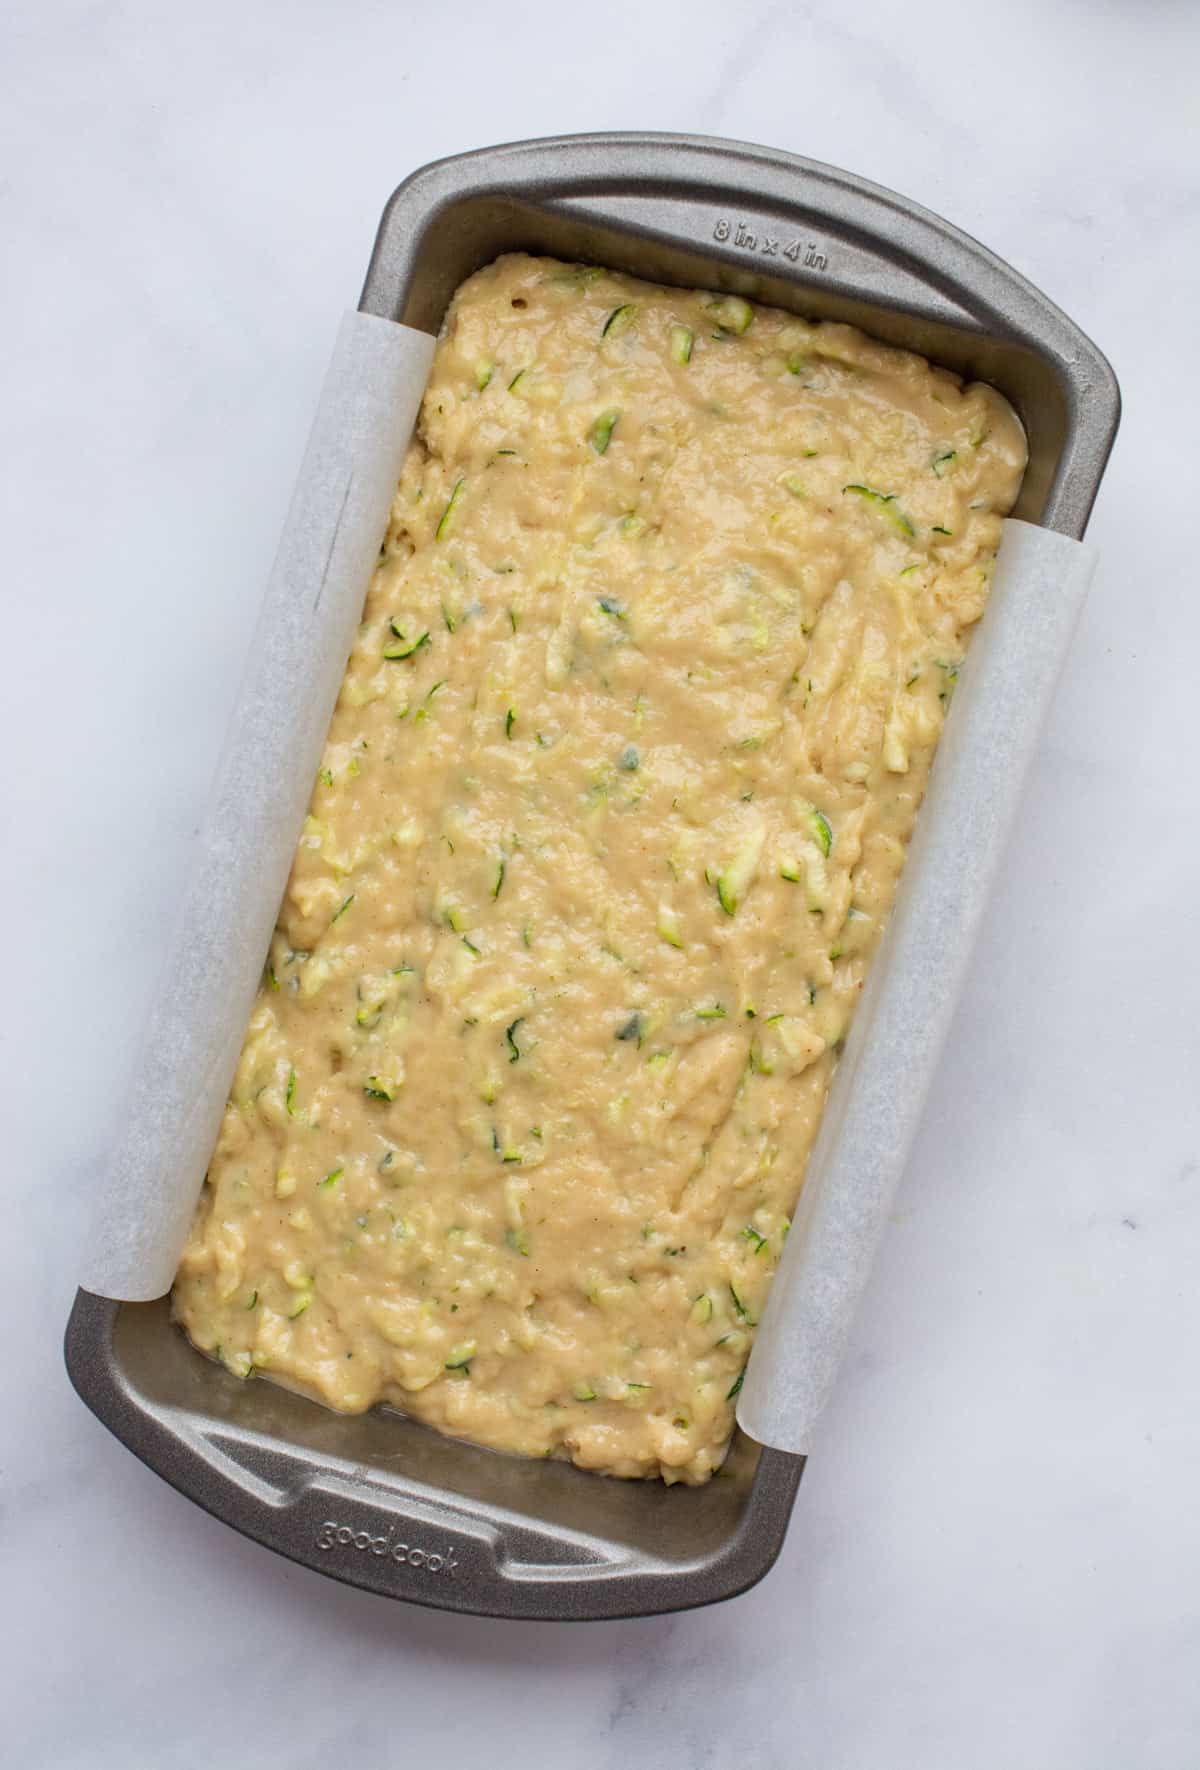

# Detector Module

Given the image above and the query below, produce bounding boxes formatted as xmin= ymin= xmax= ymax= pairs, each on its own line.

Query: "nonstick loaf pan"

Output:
xmin=65 ymin=132 xmax=1119 ymax=1622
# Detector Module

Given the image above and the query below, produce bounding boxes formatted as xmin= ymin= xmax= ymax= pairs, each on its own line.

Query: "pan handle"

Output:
xmin=65 ymin=1289 xmax=803 ymax=1620
xmin=365 ymin=131 xmax=1022 ymax=337
xmin=361 ymin=132 xmax=1118 ymax=540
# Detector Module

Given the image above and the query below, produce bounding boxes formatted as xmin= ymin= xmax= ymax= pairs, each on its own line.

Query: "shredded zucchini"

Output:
xmin=601 ymin=303 xmax=636 ymax=339
xmin=707 ymin=294 xmax=754 ymax=334
xmin=436 ymin=478 xmax=466 ymax=540
xmin=842 ymin=482 xmax=915 ymax=538
xmin=383 ymin=624 xmax=431 ymax=661
xmin=589 ymin=410 xmax=619 ymax=454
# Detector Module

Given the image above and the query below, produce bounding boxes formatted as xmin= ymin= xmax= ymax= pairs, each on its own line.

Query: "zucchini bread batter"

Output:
xmin=174 ymin=254 xmax=1026 ymax=1482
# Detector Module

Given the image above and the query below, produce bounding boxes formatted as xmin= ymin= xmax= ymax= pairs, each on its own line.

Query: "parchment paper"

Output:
xmin=737 ymin=519 xmax=1096 ymax=1453
xmin=80 ymin=312 xmax=435 ymax=1300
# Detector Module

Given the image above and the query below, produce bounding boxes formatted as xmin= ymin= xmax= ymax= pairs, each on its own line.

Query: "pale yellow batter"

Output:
xmin=174 ymin=254 xmax=1026 ymax=1482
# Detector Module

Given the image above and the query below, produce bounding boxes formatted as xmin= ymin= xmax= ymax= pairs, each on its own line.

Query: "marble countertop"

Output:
xmin=5 ymin=3 xmax=1197 ymax=1765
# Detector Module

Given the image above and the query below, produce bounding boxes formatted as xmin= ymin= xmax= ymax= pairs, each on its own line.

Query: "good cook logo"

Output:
xmin=316 ymin=1518 xmax=459 ymax=1576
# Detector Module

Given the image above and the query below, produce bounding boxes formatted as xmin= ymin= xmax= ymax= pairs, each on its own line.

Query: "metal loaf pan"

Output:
xmin=65 ymin=133 xmax=1120 ymax=1622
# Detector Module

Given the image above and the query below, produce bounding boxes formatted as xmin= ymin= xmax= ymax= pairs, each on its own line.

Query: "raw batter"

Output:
xmin=174 ymin=254 xmax=1026 ymax=1482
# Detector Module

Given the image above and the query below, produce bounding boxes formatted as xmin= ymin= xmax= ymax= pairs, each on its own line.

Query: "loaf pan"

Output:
xmin=65 ymin=132 xmax=1119 ymax=1622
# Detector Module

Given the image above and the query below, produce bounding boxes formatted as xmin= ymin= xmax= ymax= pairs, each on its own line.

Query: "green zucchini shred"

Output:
xmin=747 ymin=1041 xmax=773 ymax=1076
xmin=842 ymin=482 xmax=915 ymax=538
xmin=656 ymin=902 xmax=683 ymax=949
xmin=383 ymin=623 xmax=431 ymax=661
xmin=589 ymin=410 xmax=620 ymax=454
xmin=435 ymin=477 xmax=466 ymax=541
xmin=707 ymin=294 xmax=754 ymax=335
xmin=729 ymin=1280 xmax=753 ymax=1322
xmin=601 ymin=303 xmax=635 ymax=339
xmin=715 ymin=823 xmax=765 ymax=915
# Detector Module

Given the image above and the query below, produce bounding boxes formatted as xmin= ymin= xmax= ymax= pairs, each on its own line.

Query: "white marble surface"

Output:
xmin=4 ymin=2 xmax=1198 ymax=1765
